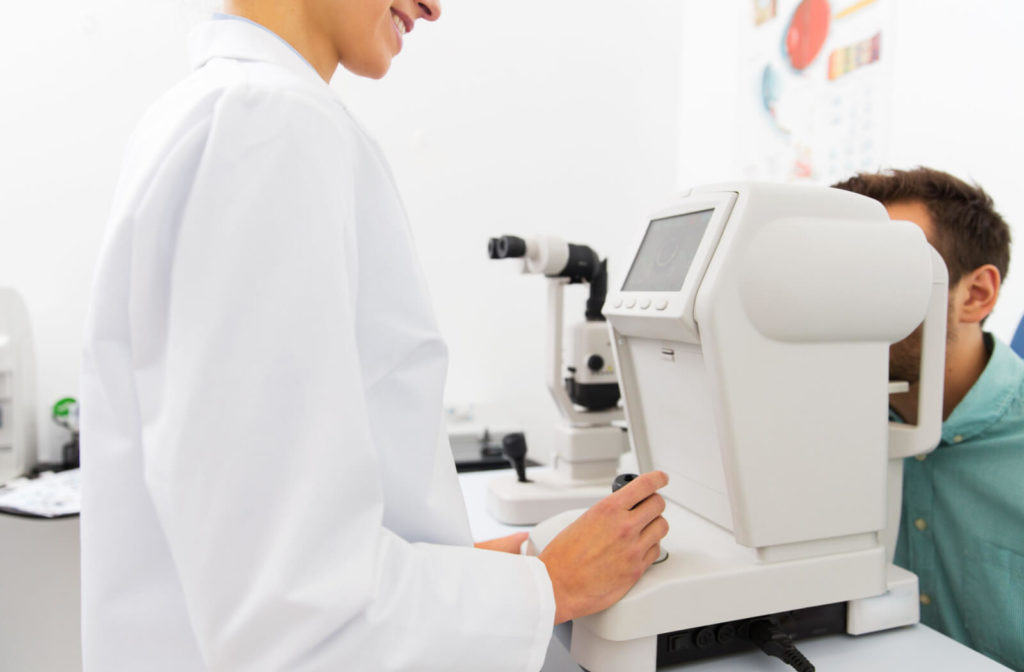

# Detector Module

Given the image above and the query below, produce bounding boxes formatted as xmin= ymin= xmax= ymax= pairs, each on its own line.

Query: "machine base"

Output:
xmin=487 ymin=470 xmax=610 ymax=525
xmin=566 ymin=569 xmax=920 ymax=672
xmin=847 ymin=564 xmax=920 ymax=634
xmin=654 ymin=602 xmax=846 ymax=667
xmin=530 ymin=504 xmax=922 ymax=671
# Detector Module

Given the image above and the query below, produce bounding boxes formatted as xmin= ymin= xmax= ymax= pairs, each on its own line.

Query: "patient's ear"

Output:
xmin=955 ymin=264 xmax=1001 ymax=324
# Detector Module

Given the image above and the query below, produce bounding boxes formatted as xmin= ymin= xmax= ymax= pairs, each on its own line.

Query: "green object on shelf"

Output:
xmin=53 ymin=397 xmax=77 ymax=419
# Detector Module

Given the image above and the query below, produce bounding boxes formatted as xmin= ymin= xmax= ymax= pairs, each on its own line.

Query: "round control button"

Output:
xmin=695 ymin=628 xmax=716 ymax=649
xmin=611 ymin=473 xmax=638 ymax=493
xmin=655 ymin=300 xmax=668 ymax=311
xmin=587 ymin=355 xmax=605 ymax=372
xmin=625 ymin=298 xmax=637 ymax=309
xmin=639 ymin=299 xmax=651 ymax=310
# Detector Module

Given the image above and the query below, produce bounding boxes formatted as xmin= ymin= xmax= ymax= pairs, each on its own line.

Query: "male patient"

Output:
xmin=834 ymin=167 xmax=1022 ymax=670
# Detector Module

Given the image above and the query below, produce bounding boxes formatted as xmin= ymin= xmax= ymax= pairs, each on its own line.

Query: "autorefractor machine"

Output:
xmin=528 ymin=183 xmax=948 ymax=671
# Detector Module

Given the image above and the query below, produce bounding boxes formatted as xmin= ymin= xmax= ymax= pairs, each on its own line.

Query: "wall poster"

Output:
xmin=741 ymin=0 xmax=892 ymax=185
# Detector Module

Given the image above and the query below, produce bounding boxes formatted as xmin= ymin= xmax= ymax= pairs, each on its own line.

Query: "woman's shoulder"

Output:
xmin=154 ymin=60 xmax=357 ymax=144
xmin=124 ymin=60 xmax=373 ymax=197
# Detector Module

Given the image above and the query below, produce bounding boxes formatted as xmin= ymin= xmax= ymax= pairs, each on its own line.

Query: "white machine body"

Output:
xmin=528 ymin=183 xmax=948 ymax=671
xmin=568 ymin=320 xmax=617 ymax=387
xmin=0 ymin=288 xmax=37 ymax=483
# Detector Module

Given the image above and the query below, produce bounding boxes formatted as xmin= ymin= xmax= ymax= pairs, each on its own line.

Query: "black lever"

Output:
xmin=502 ymin=433 xmax=531 ymax=483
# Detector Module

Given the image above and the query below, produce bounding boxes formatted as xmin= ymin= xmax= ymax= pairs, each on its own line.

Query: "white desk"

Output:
xmin=457 ymin=469 xmax=1012 ymax=672
xmin=0 ymin=470 xmax=1010 ymax=672
xmin=0 ymin=513 xmax=81 ymax=672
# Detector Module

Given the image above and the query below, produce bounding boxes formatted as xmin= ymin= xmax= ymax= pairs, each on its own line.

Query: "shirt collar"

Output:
xmin=187 ymin=15 xmax=327 ymax=90
xmin=941 ymin=333 xmax=1024 ymax=444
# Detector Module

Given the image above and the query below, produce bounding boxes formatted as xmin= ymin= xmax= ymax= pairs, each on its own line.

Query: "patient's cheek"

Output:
xmin=889 ymin=329 xmax=923 ymax=383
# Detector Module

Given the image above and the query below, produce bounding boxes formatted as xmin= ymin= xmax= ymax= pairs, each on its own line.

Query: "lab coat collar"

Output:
xmin=188 ymin=16 xmax=328 ymax=91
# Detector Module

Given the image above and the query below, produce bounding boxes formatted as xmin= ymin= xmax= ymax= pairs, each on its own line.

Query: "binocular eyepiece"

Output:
xmin=487 ymin=235 xmax=527 ymax=259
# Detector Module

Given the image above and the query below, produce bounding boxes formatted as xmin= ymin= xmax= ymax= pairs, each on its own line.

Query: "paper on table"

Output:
xmin=0 ymin=469 xmax=80 ymax=518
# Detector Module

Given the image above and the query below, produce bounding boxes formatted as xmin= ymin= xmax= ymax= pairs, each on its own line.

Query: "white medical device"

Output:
xmin=0 ymin=288 xmax=38 ymax=483
xmin=528 ymin=183 xmax=947 ymax=671
xmin=486 ymin=236 xmax=629 ymax=524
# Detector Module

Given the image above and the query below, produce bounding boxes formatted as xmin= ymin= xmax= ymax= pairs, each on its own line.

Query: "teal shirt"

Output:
xmin=894 ymin=334 xmax=1024 ymax=670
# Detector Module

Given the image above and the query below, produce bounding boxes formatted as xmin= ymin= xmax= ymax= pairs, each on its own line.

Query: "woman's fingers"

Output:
xmin=611 ymin=471 xmax=668 ymax=510
xmin=642 ymin=542 xmax=664 ymax=566
xmin=630 ymin=492 xmax=666 ymax=528
xmin=640 ymin=514 xmax=670 ymax=549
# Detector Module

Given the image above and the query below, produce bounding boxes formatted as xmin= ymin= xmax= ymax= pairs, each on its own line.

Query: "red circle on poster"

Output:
xmin=785 ymin=0 xmax=831 ymax=71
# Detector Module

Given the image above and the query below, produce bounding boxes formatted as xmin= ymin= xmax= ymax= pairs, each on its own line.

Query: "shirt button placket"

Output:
xmin=913 ymin=463 xmax=937 ymax=614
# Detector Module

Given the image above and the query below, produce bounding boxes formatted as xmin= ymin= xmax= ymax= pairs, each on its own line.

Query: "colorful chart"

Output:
xmin=784 ymin=0 xmax=831 ymax=70
xmin=828 ymin=32 xmax=882 ymax=80
xmin=740 ymin=0 xmax=891 ymax=184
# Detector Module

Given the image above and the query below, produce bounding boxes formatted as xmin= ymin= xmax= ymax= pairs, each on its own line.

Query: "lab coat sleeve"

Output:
xmin=133 ymin=84 xmax=554 ymax=671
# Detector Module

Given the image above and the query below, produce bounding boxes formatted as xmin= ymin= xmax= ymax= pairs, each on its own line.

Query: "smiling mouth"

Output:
xmin=391 ymin=10 xmax=409 ymax=36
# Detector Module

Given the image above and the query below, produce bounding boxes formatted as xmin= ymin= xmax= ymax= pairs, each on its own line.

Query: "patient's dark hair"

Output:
xmin=832 ymin=167 xmax=1010 ymax=286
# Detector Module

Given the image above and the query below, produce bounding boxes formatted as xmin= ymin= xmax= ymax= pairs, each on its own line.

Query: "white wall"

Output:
xmin=887 ymin=0 xmax=1024 ymax=339
xmin=5 ymin=0 xmax=1020 ymax=465
xmin=1 ymin=0 xmax=683 ymax=464
xmin=676 ymin=2 xmax=744 ymax=188
xmin=1 ymin=0 xmax=192 ymax=461
xmin=333 ymin=1 xmax=685 ymax=460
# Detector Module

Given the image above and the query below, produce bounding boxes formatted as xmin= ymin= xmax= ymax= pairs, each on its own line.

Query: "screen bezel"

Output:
xmin=621 ymin=208 xmax=716 ymax=293
xmin=606 ymin=191 xmax=738 ymax=346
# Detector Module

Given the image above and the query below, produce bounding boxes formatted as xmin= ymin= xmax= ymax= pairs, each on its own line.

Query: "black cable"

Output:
xmin=747 ymin=618 xmax=815 ymax=672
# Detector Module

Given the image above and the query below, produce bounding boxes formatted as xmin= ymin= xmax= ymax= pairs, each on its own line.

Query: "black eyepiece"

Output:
xmin=488 ymin=235 xmax=527 ymax=259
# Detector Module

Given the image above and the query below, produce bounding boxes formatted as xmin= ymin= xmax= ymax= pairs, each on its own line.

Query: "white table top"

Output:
xmin=0 ymin=468 xmax=1008 ymax=672
xmin=457 ymin=469 xmax=1011 ymax=672
xmin=0 ymin=513 xmax=82 ymax=672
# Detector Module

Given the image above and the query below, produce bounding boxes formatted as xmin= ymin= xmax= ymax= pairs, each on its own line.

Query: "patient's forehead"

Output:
xmin=884 ymin=200 xmax=936 ymax=246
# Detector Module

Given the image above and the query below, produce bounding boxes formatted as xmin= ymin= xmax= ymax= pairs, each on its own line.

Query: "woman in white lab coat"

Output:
xmin=80 ymin=1 xmax=669 ymax=670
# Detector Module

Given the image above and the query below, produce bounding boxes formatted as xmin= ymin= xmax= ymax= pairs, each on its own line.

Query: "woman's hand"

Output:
xmin=474 ymin=532 xmax=530 ymax=554
xmin=538 ymin=471 xmax=669 ymax=625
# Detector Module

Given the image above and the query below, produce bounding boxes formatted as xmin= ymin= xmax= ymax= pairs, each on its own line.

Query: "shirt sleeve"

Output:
xmin=133 ymin=83 xmax=554 ymax=671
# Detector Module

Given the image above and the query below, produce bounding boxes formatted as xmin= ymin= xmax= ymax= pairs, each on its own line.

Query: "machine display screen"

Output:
xmin=621 ymin=209 xmax=714 ymax=292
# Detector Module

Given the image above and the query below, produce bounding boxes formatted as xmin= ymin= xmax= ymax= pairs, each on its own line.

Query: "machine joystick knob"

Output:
xmin=612 ymin=473 xmax=638 ymax=493
xmin=502 ymin=433 xmax=531 ymax=483
xmin=586 ymin=354 xmax=605 ymax=372
xmin=613 ymin=472 xmax=669 ymax=565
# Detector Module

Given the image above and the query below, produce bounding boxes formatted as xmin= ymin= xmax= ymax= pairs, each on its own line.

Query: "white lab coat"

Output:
xmin=80 ymin=18 xmax=554 ymax=672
